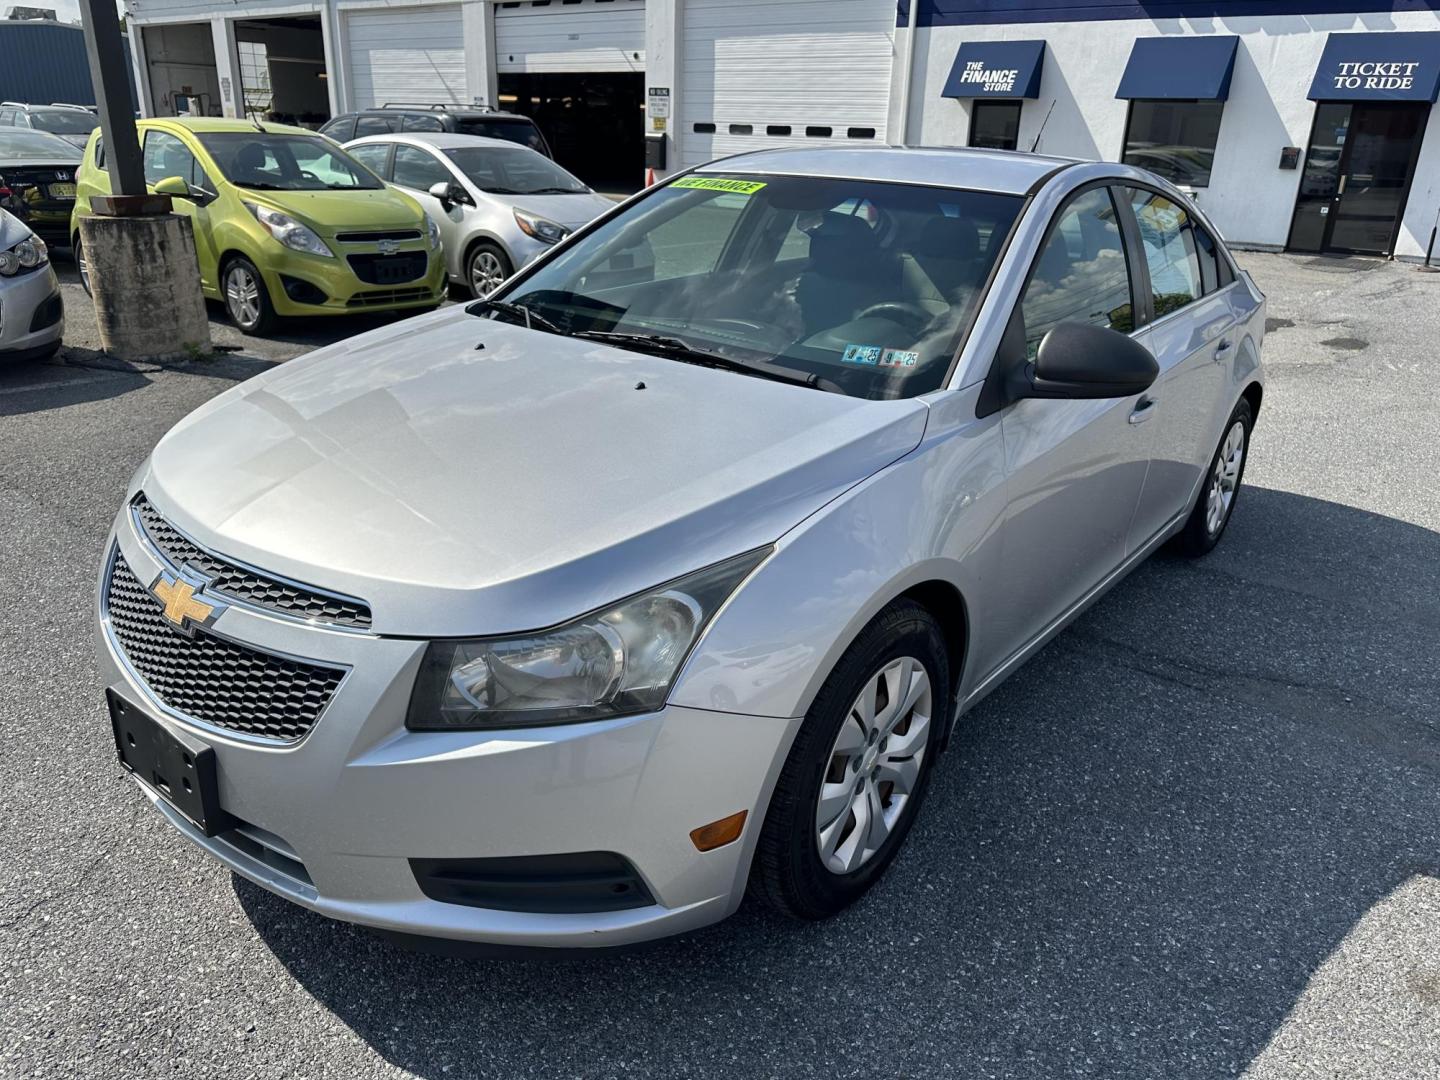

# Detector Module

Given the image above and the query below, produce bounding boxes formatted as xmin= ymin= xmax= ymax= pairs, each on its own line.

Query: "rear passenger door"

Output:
xmin=1120 ymin=187 xmax=1237 ymax=550
xmin=990 ymin=185 xmax=1152 ymax=666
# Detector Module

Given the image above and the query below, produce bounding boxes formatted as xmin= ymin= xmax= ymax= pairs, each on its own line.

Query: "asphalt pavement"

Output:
xmin=2 ymin=253 xmax=1439 ymax=1079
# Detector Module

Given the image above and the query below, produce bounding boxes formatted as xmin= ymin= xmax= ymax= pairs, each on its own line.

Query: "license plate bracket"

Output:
xmin=108 ymin=689 xmax=234 ymax=837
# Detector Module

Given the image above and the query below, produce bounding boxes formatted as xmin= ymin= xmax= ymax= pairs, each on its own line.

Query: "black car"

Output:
xmin=0 ymin=102 xmax=99 ymax=150
xmin=319 ymin=104 xmax=552 ymax=157
xmin=0 ymin=128 xmax=82 ymax=247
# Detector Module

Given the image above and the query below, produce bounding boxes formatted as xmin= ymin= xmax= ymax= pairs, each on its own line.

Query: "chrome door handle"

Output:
xmin=1214 ymin=338 xmax=1234 ymax=361
xmin=1128 ymin=395 xmax=1159 ymax=424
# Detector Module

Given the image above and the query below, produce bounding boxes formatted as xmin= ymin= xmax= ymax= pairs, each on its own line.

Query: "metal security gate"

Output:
xmin=345 ymin=6 xmax=466 ymax=110
xmin=679 ymin=0 xmax=895 ymax=168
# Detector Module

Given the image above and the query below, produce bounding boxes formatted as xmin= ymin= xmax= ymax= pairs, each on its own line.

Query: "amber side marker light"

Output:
xmin=690 ymin=810 xmax=748 ymax=852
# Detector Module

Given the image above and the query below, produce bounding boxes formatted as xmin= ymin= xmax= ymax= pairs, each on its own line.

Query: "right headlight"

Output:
xmin=244 ymin=201 xmax=334 ymax=258
xmin=0 ymin=233 xmax=47 ymax=276
xmin=406 ymin=548 xmax=769 ymax=731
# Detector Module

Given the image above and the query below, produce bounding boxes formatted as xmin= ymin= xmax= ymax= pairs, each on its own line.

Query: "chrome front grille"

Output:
xmin=104 ymin=552 xmax=346 ymax=742
xmin=132 ymin=495 xmax=372 ymax=630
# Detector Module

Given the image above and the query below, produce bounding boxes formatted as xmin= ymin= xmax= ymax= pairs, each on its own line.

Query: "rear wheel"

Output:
xmin=751 ymin=600 xmax=949 ymax=920
xmin=222 ymin=256 xmax=276 ymax=335
xmin=467 ymin=242 xmax=512 ymax=299
xmin=1174 ymin=397 xmax=1253 ymax=557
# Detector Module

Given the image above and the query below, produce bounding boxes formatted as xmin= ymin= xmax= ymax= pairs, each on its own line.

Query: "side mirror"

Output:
xmin=428 ymin=181 xmax=467 ymax=207
xmin=1015 ymin=322 xmax=1158 ymax=401
xmin=152 ymin=175 xmax=191 ymax=199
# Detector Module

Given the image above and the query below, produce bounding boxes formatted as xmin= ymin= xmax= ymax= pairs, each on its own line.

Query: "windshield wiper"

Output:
xmin=480 ymin=186 xmax=521 ymax=195
xmin=572 ymin=331 xmax=841 ymax=393
xmin=525 ymin=187 xmax=583 ymax=195
xmin=236 ymin=181 xmax=287 ymax=190
xmin=467 ymin=298 xmax=566 ymax=335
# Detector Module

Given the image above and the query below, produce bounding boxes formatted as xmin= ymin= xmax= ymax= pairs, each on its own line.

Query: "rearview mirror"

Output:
xmin=1017 ymin=322 xmax=1158 ymax=401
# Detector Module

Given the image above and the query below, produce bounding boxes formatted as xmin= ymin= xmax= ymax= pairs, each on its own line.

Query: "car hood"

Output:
xmin=483 ymin=191 xmax=616 ymax=230
xmin=248 ymin=186 xmax=426 ymax=236
xmin=141 ymin=310 xmax=929 ymax=637
xmin=53 ymin=133 xmax=92 ymax=149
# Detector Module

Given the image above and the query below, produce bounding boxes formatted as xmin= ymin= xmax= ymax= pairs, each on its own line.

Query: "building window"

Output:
xmin=1121 ymin=100 xmax=1224 ymax=188
xmin=968 ymin=100 xmax=1021 ymax=152
xmin=237 ymin=41 xmax=271 ymax=120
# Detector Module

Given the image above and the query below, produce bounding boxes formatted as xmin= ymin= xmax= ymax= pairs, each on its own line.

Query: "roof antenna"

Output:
xmin=1029 ymin=99 xmax=1056 ymax=154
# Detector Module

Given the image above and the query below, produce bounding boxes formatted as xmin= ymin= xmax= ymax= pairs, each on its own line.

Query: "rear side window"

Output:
xmin=1020 ymin=186 xmax=1135 ymax=358
xmin=456 ymin=118 xmax=547 ymax=154
xmin=354 ymin=114 xmax=398 ymax=137
xmin=347 ymin=142 xmax=393 ymax=180
xmin=1125 ymin=188 xmax=1203 ymax=316
xmin=320 ymin=115 xmax=356 ymax=141
xmin=403 ymin=113 xmax=444 ymax=132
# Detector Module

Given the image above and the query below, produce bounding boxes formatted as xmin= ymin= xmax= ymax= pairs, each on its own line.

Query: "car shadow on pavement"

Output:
xmin=234 ymin=485 xmax=1440 ymax=1079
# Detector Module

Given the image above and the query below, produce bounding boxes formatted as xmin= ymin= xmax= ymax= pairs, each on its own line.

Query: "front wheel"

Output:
xmin=1174 ymin=397 xmax=1253 ymax=557
xmin=222 ymin=255 xmax=276 ymax=335
xmin=750 ymin=599 xmax=950 ymax=920
xmin=74 ymin=236 xmax=91 ymax=296
xmin=466 ymin=242 xmax=512 ymax=299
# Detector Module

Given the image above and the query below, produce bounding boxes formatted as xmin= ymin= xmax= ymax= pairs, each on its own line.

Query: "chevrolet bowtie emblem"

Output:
xmin=151 ymin=572 xmax=220 ymax=635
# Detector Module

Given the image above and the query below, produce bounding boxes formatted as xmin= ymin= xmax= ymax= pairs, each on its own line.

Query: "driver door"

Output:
xmin=987 ymin=185 xmax=1154 ymax=671
xmin=391 ymin=145 xmax=467 ymax=265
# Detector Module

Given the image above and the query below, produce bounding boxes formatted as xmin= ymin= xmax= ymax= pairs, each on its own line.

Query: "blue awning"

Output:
xmin=1116 ymin=36 xmax=1239 ymax=101
xmin=942 ymin=40 xmax=1046 ymax=99
xmin=1308 ymin=31 xmax=1440 ymax=102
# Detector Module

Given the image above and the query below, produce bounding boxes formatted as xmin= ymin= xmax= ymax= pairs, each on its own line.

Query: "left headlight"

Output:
xmin=0 ymin=233 xmax=47 ymax=276
xmin=406 ymin=549 xmax=770 ymax=731
xmin=513 ymin=207 xmax=569 ymax=245
xmin=426 ymin=216 xmax=441 ymax=251
xmin=244 ymin=201 xmax=334 ymax=258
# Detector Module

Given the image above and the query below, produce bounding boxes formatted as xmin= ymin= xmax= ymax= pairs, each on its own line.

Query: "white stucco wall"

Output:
xmin=899 ymin=9 xmax=1440 ymax=257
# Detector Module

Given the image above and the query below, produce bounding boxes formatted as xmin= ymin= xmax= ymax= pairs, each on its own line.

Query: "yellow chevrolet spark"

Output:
xmin=72 ymin=118 xmax=445 ymax=334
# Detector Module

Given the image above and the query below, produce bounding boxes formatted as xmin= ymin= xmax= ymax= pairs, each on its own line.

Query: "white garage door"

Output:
xmin=680 ymin=0 xmax=895 ymax=168
xmin=495 ymin=0 xmax=645 ymax=74
xmin=346 ymin=6 xmax=466 ymax=110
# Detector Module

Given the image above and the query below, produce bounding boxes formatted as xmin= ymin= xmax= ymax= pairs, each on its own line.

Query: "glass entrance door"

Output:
xmin=1288 ymin=102 xmax=1429 ymax=256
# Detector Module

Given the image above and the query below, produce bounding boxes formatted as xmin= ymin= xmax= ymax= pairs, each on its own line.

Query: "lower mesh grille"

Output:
xmin=104 ymin=552 xmax=345 ymax=742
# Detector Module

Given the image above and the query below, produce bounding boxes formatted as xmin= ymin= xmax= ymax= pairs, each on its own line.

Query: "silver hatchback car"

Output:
xmin=344 ymin=131 xmax=615 ymax=298
xmin=96 ymin=147 xmax=1263 ymax=949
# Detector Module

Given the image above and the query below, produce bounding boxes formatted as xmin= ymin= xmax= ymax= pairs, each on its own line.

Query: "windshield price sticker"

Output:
xmin=672 ymin=177 xmax=767 ymax=195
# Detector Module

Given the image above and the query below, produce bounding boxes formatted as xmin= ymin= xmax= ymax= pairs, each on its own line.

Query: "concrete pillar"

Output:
xmin=79 ymin=214 xmax=211 ymax=362
xmin=463 ymin=0 xmax=499 ymax=108
xmin=211 ymin=16 xmax=239 ymax=118
xmin=644 ymin=0 xmax=682 ymax=180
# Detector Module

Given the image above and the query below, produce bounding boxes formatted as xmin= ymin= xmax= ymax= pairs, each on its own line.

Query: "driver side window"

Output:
xmin=142 ymin=130 xmax=210 ymax=190
xmin=1019 ymin=187 xmax=1135 ymax=359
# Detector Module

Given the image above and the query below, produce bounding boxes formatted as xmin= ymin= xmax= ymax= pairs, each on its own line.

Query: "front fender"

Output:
xmin=669 ymin=387 xmax=1009 ymax=720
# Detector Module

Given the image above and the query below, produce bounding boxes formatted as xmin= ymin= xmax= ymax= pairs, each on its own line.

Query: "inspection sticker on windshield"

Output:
xmin=842 ymin=344 xmax=883 ymax=366
xmin=671 ymin=177 xmax=767 ymax=195
xmin=880 ymin=349 xmax=919 ymax=368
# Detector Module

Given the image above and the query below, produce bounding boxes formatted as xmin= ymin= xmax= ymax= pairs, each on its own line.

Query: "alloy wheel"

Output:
xmin=1205 ymin=420 xmax=1247 ymax=535
xmin=470 ymin=251 xmax=506 ymax=297
xmin=225 ymin=264 xmax=262 ymax=329
xmin=814 ymin=656 xmax=933 ymax=875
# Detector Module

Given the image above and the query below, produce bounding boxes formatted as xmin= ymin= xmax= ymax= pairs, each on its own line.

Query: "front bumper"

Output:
xmin=0 ymin=264 xmax=63 ymax=358
xmin=96 ymin=508 xmax=798 ymax=947
xmin=263 ymin=242 xmax=447 ymax=317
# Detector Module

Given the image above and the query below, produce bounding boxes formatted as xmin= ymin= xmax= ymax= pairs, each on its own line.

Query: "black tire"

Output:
xmin=74 ymin=235 xmax=91 ymax=296
xmin=1174 ymin=397 xmax=1254 ymax=557
xmin=750 ymin=599 xmax=950 ymax=920
xmin=466 ymin=242 xmax=513 ymax=299
xmin=220 ymin=255 xmax=277 ymax=335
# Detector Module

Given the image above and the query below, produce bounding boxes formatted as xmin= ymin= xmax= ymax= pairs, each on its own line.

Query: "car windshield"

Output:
xmin=444 ymin=145 xmax=586 ymax=195
xmin=30 ymin=109 xmax=97 ymax=134
xmin=196 ymin=132 xmax=383 ymax=190
xmin=0 ymin=129 xmax=82 ymax=159
xmin=484 ymin=174 xmax=1022 ymax=400
xmin=455 ymin=118 xmax=547 ymax=153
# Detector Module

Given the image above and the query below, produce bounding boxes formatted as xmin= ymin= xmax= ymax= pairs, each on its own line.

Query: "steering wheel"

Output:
xmin=853 ymin=301 xmax=933 ymax=333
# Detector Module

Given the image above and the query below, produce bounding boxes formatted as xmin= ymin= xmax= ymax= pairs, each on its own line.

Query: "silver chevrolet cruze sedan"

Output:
xmin=97 ymin=147 xmax=1264 ymax=949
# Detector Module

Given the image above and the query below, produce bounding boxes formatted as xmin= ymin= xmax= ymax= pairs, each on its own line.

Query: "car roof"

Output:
xmin=352 ymin=106 xmax=535 ymax=122
xmin=347 ymin=132 xmax=526 ymax=152
xmin=143 ymin=117 xmax=317 ymax=137
xmin=695 ymin=145 xmax=1078 ymax=197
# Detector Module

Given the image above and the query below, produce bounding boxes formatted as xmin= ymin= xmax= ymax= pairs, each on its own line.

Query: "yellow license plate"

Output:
xmin=49 ymin=183 xmax=76 ymax=198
